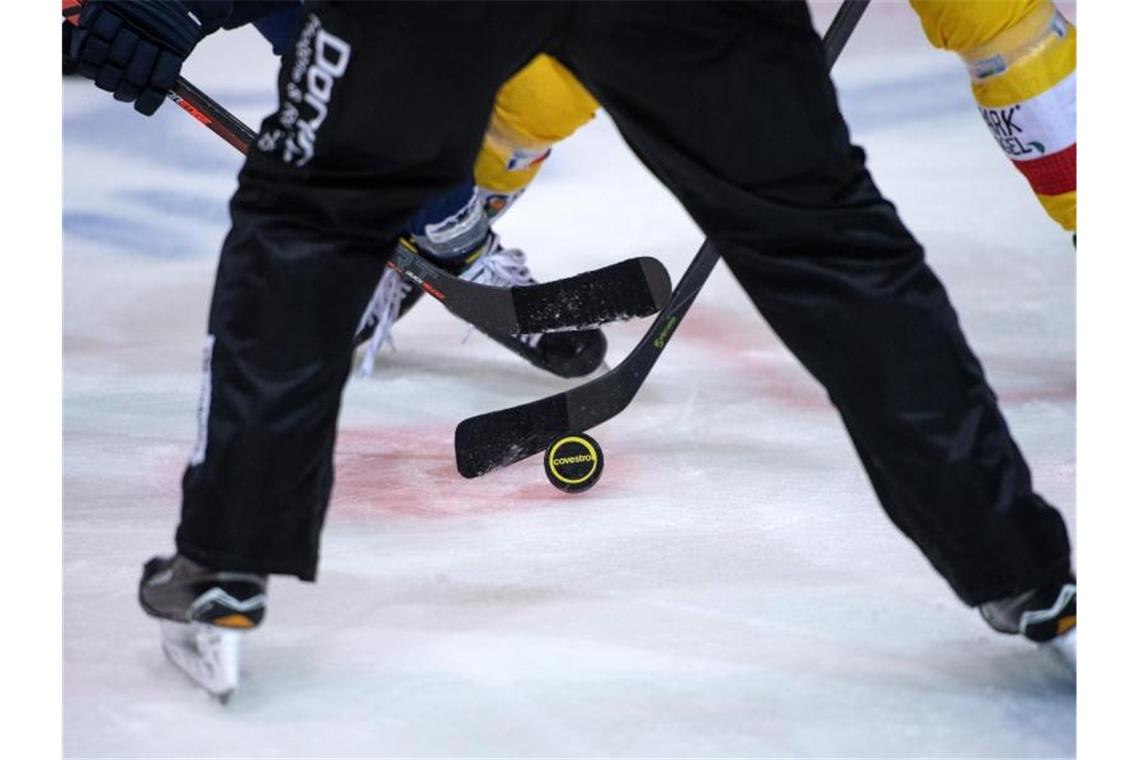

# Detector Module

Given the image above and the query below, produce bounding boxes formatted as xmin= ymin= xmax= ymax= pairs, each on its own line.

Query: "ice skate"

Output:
xmin=980 ymin=577 xmax=1076 ymax=670
xmin=138 ymin=555 xmax=267 ymax=703
xmin=355 ymin=233 xmax=606 ymax=378
xmin=354 ymin=265 xmax=420 ymax=376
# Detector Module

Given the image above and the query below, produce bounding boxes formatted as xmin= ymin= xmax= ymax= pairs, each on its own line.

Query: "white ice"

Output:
xmin=64 ymin=3 xmax=1076 ymax=757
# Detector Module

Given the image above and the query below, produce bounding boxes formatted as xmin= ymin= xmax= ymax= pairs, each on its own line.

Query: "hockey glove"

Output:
xmin=68 ymin=0 xmax=204 ymax=116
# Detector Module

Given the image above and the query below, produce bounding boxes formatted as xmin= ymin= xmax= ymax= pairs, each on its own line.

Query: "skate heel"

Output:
xmin=979 ymin=578 xmax=1076 ymax=673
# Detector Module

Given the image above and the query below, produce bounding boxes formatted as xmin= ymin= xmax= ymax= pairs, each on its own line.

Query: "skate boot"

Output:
xmin=355 ymin=233 xmax=607 ymax=378
xmin=139 ymin=554 xmax=267 ymax=703
xmin=979 ymin=575 xmax=1076 ymax=670
xmin=353 ymin=264 xmax=420 ymax=376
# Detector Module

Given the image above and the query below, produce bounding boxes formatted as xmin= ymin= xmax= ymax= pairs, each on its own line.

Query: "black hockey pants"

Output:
xmin=176 ymin=1 xmax=1071 ymax=606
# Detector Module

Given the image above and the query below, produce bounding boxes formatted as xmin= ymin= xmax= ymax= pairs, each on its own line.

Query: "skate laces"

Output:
xmin=459 ymin=235 xmax=542 ymax=347
xmin=358 ymin=235 xmax=543 ymax=372
xmin=460 ymin=234 xmax=537 ymax=288
xmin=356 ymin=267 xmax=414 ymax=377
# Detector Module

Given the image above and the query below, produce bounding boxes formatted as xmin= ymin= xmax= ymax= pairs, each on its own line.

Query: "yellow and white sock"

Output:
xmin=912 ymin=1 xmax=1076 ymax=231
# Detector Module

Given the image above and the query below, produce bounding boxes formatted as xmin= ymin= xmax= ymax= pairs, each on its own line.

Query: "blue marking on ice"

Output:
xmin=119 ymin=188 xmax=232 ymax=227
xmin=63 ymin=211 xmax=202 ymax=260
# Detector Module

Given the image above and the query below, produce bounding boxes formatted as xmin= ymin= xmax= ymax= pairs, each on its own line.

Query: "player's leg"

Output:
xmin=475 ymin=54 xmax=600 ymax=219
xmin=444 ymin=55 xmax=605 ymax=377
xmin=394 ymin=54 xmax=599 ymax=260
xmin=139 ymin=0 xmax=565 ymax=697
xmin=399 ymin=55 xmax=605 ymax=378
xmin=144 ymin=1 xmax=559 ymax=696
xmin=911 ymin=0 xmax=1076 ymax=233
xmin=171 ymin=2 xmax=553 ymax=581
xmin=557 ymin=2 xmax=1073 ymax=645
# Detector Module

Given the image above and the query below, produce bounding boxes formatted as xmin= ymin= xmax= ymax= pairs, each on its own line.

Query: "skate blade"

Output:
xmin=159 ymin=620 xmax=244 ymax=703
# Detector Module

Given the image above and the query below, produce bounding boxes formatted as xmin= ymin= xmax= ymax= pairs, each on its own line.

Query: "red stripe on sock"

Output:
xmin=1013 ymin=143 xmax=1076 ymax=197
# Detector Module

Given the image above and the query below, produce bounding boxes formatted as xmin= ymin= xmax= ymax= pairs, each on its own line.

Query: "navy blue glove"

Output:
xmin=69 ymin=0 xmax=204 ymax=116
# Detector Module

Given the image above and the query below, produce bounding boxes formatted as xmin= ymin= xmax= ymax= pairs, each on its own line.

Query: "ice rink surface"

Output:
xmin=63 ymin=3 xmax=1076 ymax=758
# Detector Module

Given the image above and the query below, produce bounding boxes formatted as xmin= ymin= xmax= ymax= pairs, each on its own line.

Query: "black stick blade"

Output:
xmin=454 ymin=242 xmax=721 ymax=479
xmin=512 ymin=257 xmax=671 ymax=334
xmin=455 ymin=396 xmax=570 ymax=478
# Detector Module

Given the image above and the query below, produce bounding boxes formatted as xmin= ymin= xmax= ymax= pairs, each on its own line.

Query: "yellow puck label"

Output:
xmin=544 ymin=434 xmax=603 ymax=492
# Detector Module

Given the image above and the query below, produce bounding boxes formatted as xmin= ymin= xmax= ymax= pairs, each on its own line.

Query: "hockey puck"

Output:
xmin=544 ymin=433 xmax=604 ymax=494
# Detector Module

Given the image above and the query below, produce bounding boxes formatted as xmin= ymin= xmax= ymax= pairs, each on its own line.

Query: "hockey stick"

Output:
xmin=64 ymin=0 xmax=257 ymax=154
xmin=821 ymin=0 xmax=872 ymax=69
xmin=454 ymin=0 xmax=871 ymax=478
xmin=63 ymin=0 xmax=672 ymax=335
xmin=389 ymin=238 xmax=670 ymax=337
